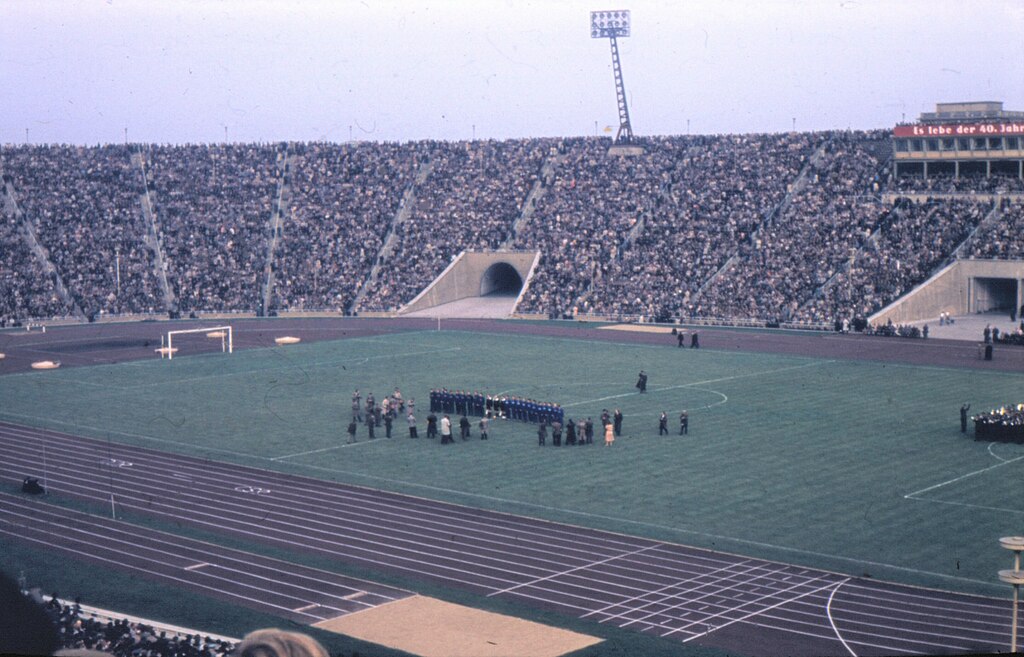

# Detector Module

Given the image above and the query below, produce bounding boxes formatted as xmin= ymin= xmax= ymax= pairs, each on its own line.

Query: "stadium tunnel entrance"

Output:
xmin=971 ymin=277 xmax=1020 ymax=314
xmin=480 ymin=262 xmax=523 ymax=297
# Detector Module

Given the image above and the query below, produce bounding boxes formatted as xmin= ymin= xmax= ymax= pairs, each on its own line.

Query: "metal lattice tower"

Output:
xmin=591 ymin=10 xmax=634 ymax=143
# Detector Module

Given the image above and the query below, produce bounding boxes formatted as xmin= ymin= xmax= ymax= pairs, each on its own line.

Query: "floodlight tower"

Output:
xmin=591 ymin=9 xmax=634 ymax=143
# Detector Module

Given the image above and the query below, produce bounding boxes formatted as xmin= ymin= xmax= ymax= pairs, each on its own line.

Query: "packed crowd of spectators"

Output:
xmin=45 ymin=596 xmax=234 ymax=657
xmin=0 ymin=209 xmax=70 ymax=325
xmin=0 ymin=574 xmax=236 ymax=657
xmin=698 ymin=132 xmax=889 ymax=322
xmin=865 ymin=319 xmax=927 ymax=339
xmin=361 ymin=138 xmax=550 ymax=311
xmin=511 ymin=137 xmax=665 ymax=317
xmin=271 ymin=141 xmax=415 ymax=312
xmin=145 ymin=144 xmax=283 ymax=313
xmin=889 ymin=172 xmax=1024 ymax=195
xmin=798 ymin=198 xmax=991 ymax=322
xmin=3 ymin=133 xmax=1024 ymax=328
xmin=964 ymin=199 xmax=1024 ymax=259
xmin=582 ymin=132 xmax=819 ymax=320
xmin=1 ymin=145 xmax=162 ymax=320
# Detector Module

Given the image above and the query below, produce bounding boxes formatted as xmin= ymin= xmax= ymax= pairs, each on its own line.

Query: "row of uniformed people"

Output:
xmin=429 ymin=389 xmax=486 ymax=416
xmin=428 ymin=389 xmax=565 ymax=426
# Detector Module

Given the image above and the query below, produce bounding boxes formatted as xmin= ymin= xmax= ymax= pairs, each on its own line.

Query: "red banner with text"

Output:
xmin=894 ymin=122 xmax=1024 ymax=137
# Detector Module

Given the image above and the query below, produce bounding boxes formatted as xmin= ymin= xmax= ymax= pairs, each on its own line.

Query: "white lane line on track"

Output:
xmin=0 ymin=418 xmax=1008 ymax=592
xmin=183 ymin=562 xmax=209 ymax=571
xmin=827 ymin=578 xmax=857 ymax=657
xmin=563 ymin=360 xmax=831 ymax=408
xmin=487 ymin=543 xmax=662 ymax=597
xmin=621 ymin=563 xmax=796 ymax=630
xmin=677 ymin=575 xmax=840 ymax=641
xmin=0 ymin=490 xmax=410 ymax=602
xmin=0 ymin=513 xmax=330 ymax=619
xmin=9 ymin=427 xmax=897 ymax=630
xmin=0 ymin=429 xmax=1007 ymax=650
xmin=4 ymin=425 xmax=1015 ymax=618
xmin=580 ymin=559 xmax=752 ymax=620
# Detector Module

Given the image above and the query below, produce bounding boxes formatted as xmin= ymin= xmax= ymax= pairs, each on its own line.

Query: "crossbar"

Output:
xmin=166 ymin=326 xmax=233 ymax=360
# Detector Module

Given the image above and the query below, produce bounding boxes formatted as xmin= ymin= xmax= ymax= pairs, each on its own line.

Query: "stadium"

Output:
xmin=3 ymin=4 xmax=1024 ymax=657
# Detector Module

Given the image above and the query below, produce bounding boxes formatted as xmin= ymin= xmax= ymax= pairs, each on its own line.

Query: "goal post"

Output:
xmin=164 ymin=326 xmax=233 ymax=360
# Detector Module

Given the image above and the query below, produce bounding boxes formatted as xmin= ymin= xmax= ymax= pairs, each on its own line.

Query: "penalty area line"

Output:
xmin=904 ymin=453 xmax=1024 ymax=498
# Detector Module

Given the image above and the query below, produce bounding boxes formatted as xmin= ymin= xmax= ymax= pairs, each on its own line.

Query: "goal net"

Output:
xmin=161 ymin=326 xmax=233 ymax=360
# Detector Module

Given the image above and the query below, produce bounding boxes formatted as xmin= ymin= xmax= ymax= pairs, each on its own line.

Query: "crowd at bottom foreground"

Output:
xmin=2 ymin=571 xmax=350 ymax=657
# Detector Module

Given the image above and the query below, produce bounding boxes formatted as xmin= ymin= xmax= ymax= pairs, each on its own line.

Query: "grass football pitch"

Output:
xmin=1 ymin=326 xmax=1023 ymax=602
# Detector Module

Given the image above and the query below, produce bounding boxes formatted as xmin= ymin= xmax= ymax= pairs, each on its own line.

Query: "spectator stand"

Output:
xmin=3 ymin=145 xmax=161 ymax=320
xmin=36 ymin=592 xmax=238 ymax=656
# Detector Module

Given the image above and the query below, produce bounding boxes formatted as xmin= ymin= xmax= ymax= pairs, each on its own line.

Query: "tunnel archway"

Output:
xmin=479 ymin=262 xmax=523 ymax=297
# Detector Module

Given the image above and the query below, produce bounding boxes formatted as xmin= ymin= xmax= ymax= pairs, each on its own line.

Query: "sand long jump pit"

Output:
xmin=315 ymin=595 xmax=602 ymax=657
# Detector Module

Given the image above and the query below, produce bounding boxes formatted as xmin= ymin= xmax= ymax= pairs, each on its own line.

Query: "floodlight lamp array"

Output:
xmin=590 ymin=10 xmax=630 ymax=38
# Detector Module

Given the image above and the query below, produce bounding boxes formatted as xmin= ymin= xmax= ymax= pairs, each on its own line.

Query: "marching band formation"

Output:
xmin=429 ymin=389 xmax=565 ymax=426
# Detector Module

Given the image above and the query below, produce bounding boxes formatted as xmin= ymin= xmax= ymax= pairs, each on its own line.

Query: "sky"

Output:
xmin=2 ymin=0 xmax=1023 ymax=145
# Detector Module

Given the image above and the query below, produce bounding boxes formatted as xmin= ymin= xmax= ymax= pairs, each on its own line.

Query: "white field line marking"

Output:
xmin=904 ymin=453 xmax=1024 ymax=498
xmin=124 ymin=345 xmax=464 ymax=389
xmin=342 ymin=592 xmax=368 ymax=601
xmin=183 ymin=562 xmax=209 ymax=571
xmin=827 ymin=578 xmax=857 ymax=657
xmin=677 ymin=575 xmax=839 ymax=641
xmin=900 ymin=496 xmax=1024 ymax=516
xmin=581 ymin=559 xmax=753 ymax=620
xmin=987 ymin=442 xmax=1008 ymax=462
xmin=563 ymin=360 xmax=831 ymax=408
xmin=293 ymin=603 xmax=319 ymax=613
xmin=271 ymin=441 xmax=374 ymax=460
xmin=487 ymin=543 xmax=662 ymax=597
xmin=0 ymin=418 xmax=1008 ymax=592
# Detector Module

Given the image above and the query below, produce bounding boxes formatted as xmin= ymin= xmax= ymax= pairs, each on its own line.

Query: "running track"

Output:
xmin=0 ymin=421 xmax=1012 ymax=656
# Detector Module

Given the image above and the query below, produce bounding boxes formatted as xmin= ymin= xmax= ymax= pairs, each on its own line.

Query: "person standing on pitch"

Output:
xmin=679 ymin=410 xmax=689 ymax=435
xmin=613 ymin=409 xmax=623 ymax=436
xmin=440 ymin=415 xmax=453 ymax=444
xmin=347 ymin=419 xmax=357 ymax=444
xmin=659 ymin=411 xmax=669 ymax=435
xmin=604 ymin=421 xmax=615 ymax=446
xmin=407 ymin=410 xmax=418 ymax=438
xmin=351 ymin=390 xmax=362 ymax=422
xmin=478 ymin=415 xmax=489 ymax=440
xmin=960 ymin=403 xmax=971 ymax=433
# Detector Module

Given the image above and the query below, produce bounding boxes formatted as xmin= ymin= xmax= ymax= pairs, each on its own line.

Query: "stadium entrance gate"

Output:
xmin=400 ymin=250 xmax=540 ymax=319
